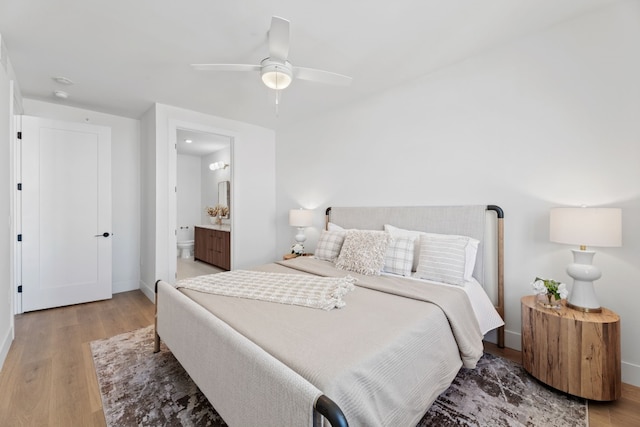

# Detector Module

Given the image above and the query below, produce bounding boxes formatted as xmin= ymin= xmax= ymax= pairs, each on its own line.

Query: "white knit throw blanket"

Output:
xmin=176 ymin=270 xmax=356 ymax=310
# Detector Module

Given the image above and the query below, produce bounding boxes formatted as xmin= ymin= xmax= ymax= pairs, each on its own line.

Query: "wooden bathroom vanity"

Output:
xmin=194 ymin=225 xmax=231 ymax=270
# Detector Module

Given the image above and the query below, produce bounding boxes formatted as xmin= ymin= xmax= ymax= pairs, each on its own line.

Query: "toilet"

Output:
xmin=177 ymin=226 xmax=194 ymax=259
xmin=177 ymin=240 xmax=194 ymax=258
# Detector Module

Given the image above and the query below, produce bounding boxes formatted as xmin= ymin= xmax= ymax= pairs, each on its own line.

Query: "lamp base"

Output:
xmin=566 ymin=249 xmax=603 ymax=313
xmin=566 ymin=301 xmax=602 ymax=313
xmin=295 ymin=228 xmax=307 ymax=244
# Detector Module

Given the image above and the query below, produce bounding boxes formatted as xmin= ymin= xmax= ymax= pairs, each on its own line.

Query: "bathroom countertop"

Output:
xmin=196 ymin=224 xmax=231 ymax=232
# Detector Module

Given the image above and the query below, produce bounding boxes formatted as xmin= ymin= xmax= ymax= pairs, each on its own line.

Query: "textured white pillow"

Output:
xmin=414 ymin=234 xmax=469 ymax=286
xmin=383 ymin=236 xmax=416 ymax=277
xmin=314 ymin=230 xmax=346 ymax=262
xmin=336 ymin=230 xmax=391 ymax=276
xmin=384 ymin=224 xmax=479 ymax=280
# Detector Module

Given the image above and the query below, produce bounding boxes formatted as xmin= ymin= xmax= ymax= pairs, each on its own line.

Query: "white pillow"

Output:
xmin=383 ymin=236 xmax=416 ymax=277
xmin=336 ymin=230 xmax=391 ymax=276
xmin=327 ymin=222 xmax=345 ymax=232
xmin=414 ymin=234 xmax=468 ymax=286
xmin=462 ymin=237 xmax=479 ymax=281
xmin=384 ymin=224 xmax=479 ymax=280
xmin=314 ymin=230 xmax=346 ymax=262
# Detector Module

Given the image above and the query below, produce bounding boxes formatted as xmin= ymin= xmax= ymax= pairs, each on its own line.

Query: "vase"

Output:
xmin=537 ymin=293 xmax=562 ymax=309
xmin=209 ymin=216 xmax=216 ymax=225
xmin=215 ymin=215 xmax=222 ymax=225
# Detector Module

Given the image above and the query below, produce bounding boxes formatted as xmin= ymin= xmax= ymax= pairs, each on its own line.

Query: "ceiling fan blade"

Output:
xmin=293 ymin=67 xmax=353 ymax=86
xmin=191 ymin=64 xmax=261 ymax=72
xmin=268 ymin=16 xmax=290 ymax=61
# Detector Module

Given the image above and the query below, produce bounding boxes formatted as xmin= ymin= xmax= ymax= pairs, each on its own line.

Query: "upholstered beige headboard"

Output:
xmin=326 ymin=204 xmax=505 ymax=347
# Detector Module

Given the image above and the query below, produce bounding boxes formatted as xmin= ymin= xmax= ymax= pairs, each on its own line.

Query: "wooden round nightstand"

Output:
xmin=521 ymin=295 xmax=621 ymax=401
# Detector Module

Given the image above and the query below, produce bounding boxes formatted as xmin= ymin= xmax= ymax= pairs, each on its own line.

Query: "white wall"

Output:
xmin=23 ymin=99 xmax=141 ymax=294
xmin=139 ymin=106 xmax=157 ymax=295
xmin=176 ymin=148 xmax=231 ymax=241
xmin=177 ymin=154 xmax=201 ymax=242
xmin=0 ymin=36 xmax=16 ymax=371
xmin=202 ymin=147 xmax=231 ymax=224
xmin=276 ymin=2 xmax=640 ymax=386
xmin=139 ymin=103 xmax=276 ymax=299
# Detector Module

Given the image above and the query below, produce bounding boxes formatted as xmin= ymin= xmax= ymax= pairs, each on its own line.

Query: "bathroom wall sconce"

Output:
xmin=209 ymin=161 xmax=229 ymax=171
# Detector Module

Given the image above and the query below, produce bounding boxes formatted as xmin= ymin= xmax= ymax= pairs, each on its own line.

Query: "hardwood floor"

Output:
xmin=0 ymin=291 xmax=637 ymax=426
xmin=0 ymin=291 xmax=155 ymax=426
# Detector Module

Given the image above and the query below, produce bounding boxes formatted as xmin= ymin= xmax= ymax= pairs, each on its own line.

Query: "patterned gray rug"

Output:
xmin=91 ymin=326 xmax=587 ymax=426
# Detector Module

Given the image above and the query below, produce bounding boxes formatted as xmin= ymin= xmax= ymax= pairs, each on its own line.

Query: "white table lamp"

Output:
xmin=549 ymin=207 xmax=622 ymax=312
xmin=289 ymin=208 xmax=313 ymax=246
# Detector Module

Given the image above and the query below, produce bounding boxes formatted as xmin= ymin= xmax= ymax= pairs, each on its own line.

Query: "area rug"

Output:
xmin=91 ymin=326 xmax=587 ymax=426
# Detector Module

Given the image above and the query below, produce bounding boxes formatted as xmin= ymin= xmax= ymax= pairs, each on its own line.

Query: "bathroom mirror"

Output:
xmin=218 ymin=180 xmax=230 ymax=218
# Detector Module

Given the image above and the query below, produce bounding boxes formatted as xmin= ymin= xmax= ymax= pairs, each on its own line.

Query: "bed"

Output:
xmin=154 ymin=205 xmax=505 ymax=426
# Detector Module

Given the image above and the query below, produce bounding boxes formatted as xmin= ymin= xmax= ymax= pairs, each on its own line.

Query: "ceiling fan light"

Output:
xmin=260 ymin=61 xmax=293 ymax=90
xmin=261 ymin=70 xmax=292 ymax=90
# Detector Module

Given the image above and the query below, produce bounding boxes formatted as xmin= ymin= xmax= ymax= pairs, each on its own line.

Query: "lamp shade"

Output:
xmin=550 ymin=207 xmax=622 ymax=248
xmin=289 ymin=209 xmax=313 ymax=227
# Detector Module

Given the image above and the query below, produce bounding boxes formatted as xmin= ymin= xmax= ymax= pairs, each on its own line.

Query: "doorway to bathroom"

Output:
xmin=175 ymin=128 xmax=231 ymax=280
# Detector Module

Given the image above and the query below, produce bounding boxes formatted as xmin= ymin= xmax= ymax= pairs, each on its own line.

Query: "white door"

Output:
xmin=21 ymin=116 xmax=112 ymax=312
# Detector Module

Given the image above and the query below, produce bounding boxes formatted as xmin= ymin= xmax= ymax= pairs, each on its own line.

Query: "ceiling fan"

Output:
xmin=191 ymin=16 xmax=352 ymax=91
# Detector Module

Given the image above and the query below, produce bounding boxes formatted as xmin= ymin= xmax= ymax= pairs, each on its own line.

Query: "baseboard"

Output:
xmin=505 ymin=329 xmax=521 ymax=351
xmin=139 ymin=280 xmax=155 ymax=303
xmin=113 ymin=279 xmax=140 ymax=294
xmin=484 ymin=328 xmax=521 ymax=350
xmin=0 ymin=325 xmax=13 ymax=372
xmin=622 ymin=361 xmax=640 ymax=388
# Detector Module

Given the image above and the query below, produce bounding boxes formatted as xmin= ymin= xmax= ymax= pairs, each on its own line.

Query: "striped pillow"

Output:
xmin=415 ymin=234 xmax=468 ymax=286
xmin=314 ymin=230 xmax=346 ymax=262
xmin=383 ymin=236 xmax=416 ymax=277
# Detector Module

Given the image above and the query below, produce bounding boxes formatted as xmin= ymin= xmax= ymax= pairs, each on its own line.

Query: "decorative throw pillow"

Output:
xmin=383 ymin=236 xmax=416 ymax=277
xmin=415 ymin=234 xmax=468 ymax=286
xmin=384 ymin=224 xmax=421 ymax=271
xmin=314 ymin=230 xmax=346 ymax=262
xmin=336 ymin=230 xmax=391 ymax=276
xmin=385 ymin=224 xmax=479 ymax=279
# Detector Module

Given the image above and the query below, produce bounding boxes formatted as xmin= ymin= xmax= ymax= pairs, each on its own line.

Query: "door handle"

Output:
xmin=95 ymin=232 xmax=111 ymax=237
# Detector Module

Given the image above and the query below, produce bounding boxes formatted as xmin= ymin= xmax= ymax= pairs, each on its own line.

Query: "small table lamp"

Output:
xmin=289 ymin=209 xmax=313 ymax=250
xmin=549 ymin=207 xmax=622 ymax=312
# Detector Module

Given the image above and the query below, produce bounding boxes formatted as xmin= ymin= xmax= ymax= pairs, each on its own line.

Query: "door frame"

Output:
xmin=10 ymin=84 xmax=22 ymax=316
xmin=167 ymin=119 xmax=235 ymax=283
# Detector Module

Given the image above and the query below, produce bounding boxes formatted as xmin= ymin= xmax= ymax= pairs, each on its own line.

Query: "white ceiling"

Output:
xmin=0 ymin=0 xmax=624 ymax=129
xmin=176 ymin=128 xmax=229 ymax=157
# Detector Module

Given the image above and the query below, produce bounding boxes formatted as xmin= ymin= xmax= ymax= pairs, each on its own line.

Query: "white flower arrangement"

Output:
xmin=291 ymin=243 xmax=304 ymax=255
xmin=532 ymin=277 xmax=568 ymax=302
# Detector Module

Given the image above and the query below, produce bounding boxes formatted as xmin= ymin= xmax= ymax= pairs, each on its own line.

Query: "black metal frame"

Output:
xmin=315 ymin=395 xmax=349 ymax=427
